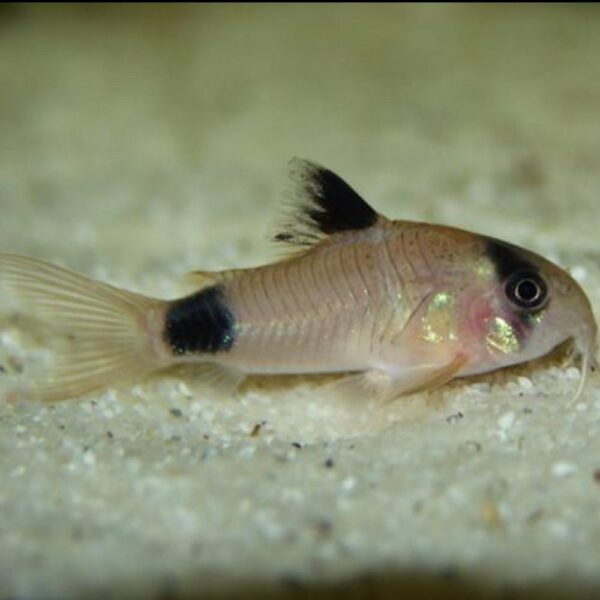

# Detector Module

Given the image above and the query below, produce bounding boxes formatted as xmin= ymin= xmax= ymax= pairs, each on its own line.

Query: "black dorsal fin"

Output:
xmin=273 ymin=159 xmax=380 ymax=247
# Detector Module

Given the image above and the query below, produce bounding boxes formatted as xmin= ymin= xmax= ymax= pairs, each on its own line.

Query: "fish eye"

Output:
xmin=506 ymin=271 xmax=548 ymax=309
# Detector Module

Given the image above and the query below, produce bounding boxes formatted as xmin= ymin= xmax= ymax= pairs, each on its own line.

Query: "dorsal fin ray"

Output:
xmin=273 ymin=159 xmax=382 ymax=247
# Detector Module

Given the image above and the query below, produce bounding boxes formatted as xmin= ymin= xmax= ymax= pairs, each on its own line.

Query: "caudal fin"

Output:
xmin=0 ymin=254 xmax=168 ymax=402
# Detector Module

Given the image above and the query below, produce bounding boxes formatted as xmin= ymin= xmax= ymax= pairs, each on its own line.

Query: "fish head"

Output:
xmin=463 ymin=238 xmax=597 ymax=377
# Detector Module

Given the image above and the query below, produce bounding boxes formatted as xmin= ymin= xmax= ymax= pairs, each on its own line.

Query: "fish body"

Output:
xmin=197 ymin=223 xmax=486 ymax=376
xmin=0 ymin=160 xmax=596 ymax=401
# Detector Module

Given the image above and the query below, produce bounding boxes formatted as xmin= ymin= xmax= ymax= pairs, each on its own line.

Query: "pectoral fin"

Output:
xmin=388 ymin=353 xmax=468 ymax=398
xmin=326 ymin=354 xmax=468 ymax=402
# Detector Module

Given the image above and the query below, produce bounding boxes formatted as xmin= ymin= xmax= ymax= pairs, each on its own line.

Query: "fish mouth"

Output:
xmin=548 ymin=335 xmax=596 ymax=369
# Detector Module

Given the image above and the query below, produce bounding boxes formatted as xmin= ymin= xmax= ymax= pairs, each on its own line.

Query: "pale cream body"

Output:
xmin=202 ymin=217 xmax=596 ymax=391
xmin=216 ymin=220 xmax=473 ymax=377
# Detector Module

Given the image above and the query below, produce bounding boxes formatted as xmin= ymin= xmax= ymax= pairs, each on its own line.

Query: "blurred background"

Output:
xmin=2 ymin=4 xmax=599 ymax=279
xmin=1 ymin=4 xmax=600 ymax=599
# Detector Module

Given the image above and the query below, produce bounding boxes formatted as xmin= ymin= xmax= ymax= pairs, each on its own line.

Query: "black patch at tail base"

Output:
xmin=164 ymin=286 xmax=235 ymax=355
xmin=485 ymin=239 xmax=538 ymax=280
xmin=274 ymin=159 xmax=378 ymax=246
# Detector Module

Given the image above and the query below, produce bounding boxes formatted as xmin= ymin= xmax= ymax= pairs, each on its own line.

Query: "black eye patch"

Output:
xmin=486 ymin=239 xmax=537 ymax=280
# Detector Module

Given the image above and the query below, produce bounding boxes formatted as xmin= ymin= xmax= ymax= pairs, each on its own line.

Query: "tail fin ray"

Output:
xmin=0 ymin=253 xmax=166 ymax=402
